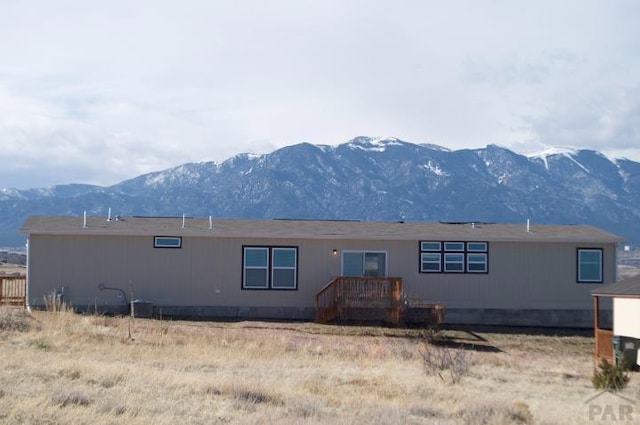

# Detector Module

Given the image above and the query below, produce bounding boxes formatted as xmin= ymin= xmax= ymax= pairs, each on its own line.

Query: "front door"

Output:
xmin=342 ymin=251 xmax=387 ymax=277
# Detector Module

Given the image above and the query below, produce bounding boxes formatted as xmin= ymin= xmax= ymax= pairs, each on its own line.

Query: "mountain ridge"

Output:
xmin=2 ymin=137 xmax=639 ymax=246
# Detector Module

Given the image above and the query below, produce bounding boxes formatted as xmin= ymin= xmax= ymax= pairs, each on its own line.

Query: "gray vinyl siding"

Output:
xmin=28 ymin=234 xmax=339 ymax=309
xmin=403 ymin=242 xmax=616 ymax=310
xmin=28 ymin=234 xmax=616 ymax=314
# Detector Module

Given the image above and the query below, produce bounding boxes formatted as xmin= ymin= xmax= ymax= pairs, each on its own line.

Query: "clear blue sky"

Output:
xmin=1 ymin=0 xmax=639 ymax=189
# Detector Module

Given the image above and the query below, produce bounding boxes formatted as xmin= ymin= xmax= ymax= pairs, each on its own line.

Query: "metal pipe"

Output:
xmin=97 ymin=283 xmax=129 ymax=305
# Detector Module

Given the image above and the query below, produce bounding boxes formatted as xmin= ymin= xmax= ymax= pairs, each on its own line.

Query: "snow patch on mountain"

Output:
xmin=347 ymin=136 xmax=403 ymax=152
xmin=527 ymin=147 xmax=589 ymax=172
xmin=421 ymin=161 xmax=448 ymax=176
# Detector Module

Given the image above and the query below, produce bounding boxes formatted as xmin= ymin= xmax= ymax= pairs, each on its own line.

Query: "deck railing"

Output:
xmin=594 ymin=328 xmax=613 ymax=364
xmin=0 ymin=275 xmax=26 ymax=306
xmin=315 ymin=276 xmax=402 ymax=324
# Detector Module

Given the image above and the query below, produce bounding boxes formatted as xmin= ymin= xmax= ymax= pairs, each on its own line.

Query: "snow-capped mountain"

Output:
xmin=2 ymin=137 xmax=639 ymax=246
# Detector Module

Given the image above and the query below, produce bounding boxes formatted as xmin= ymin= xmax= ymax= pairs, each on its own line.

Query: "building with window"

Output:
xmin=20 ymin=215 xmax=621 ymax=327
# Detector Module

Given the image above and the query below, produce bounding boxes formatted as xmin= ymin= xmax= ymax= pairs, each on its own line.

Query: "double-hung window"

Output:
xmin=467 ymin=242 xmax=488 ymax=273
xmin=243 ymin=246 xmax=298 ymax=290
xmin=577 ymin=248 xmax=603 ymax=283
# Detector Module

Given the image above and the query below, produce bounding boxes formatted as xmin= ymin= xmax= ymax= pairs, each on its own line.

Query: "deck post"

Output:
xmin=389 ymin=278 xmax=402 ymax=325
xmin=593 ymin=296 xmax=599 ymax=360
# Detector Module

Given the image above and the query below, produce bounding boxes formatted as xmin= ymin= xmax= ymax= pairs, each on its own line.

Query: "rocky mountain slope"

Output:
xmin=2 ymin=137 xmax=639 ymax=246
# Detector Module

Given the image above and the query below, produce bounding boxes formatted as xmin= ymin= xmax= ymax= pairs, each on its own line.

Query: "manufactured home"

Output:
xmin=592 ymin=274 xmax=640 ymax=367
xmin=21 ymin=215 xmax=620 ymax=327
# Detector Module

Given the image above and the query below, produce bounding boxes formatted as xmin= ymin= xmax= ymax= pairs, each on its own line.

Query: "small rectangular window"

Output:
xmin=420 ymin=241 xmax=441 ymax=251
xmin=578 ymin=248 xmax=603 ymax=283
xmin=467 ymin=242 xmax=487 ymax=252
xmin=154 ymin=236 xmax=182 ymax=248
xmin=444 ymin=242 xmax=465 ymax=251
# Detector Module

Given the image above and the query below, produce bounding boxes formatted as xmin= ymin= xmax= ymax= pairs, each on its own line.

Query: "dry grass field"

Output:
xmin=1 ymin=308 xmax=638 ymax=424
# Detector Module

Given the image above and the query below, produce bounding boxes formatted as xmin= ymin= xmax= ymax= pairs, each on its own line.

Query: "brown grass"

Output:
xmin=0 ymin=307 xmax=638 ymax=424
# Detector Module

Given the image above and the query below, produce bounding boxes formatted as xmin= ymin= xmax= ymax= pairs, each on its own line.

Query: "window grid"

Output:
xmin=419 ymin=241 xmax=488 ymax=274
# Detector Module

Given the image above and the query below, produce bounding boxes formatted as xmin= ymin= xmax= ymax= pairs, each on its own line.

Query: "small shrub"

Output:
xmin=32 ymin=337 xmax=51 ymax=351
xmin=421 ymin=343 xmax=470 ymax=384
xmin=457 ymin=401 xmax=534 ymax=425
xmin=510 ymin=401 xmax=534 ymax=424
xmin=225 ymin=384 xmax=283 ymax=406
xmin=0 ymin=307 xmax=30 ymax=332
xmin=592 ymin=358 xmax=630 ymax=391
xmin=51 ymin=390 xmax=92 ymax=407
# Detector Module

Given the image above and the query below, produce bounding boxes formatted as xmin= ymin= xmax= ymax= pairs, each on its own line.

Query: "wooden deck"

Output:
xmin=315 ymin=277 xmax=445 ymax=326
xmin=0 ymin=275 xmax=26 ymax=306
xmin=315 ymin=276 xmax=403 ymax=324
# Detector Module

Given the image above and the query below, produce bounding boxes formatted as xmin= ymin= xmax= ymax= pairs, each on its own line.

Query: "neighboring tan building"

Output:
xmin=21 ymin=215 xmax=621 ymax=327
xmin=592 ymin=274 xmax=640 ymax=365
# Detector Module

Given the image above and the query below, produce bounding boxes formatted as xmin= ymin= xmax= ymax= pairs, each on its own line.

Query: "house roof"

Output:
xmin=591 ymin=274 xmax=640 ymax=297
xmin=20 ymin=215 xmax=622 ymax=243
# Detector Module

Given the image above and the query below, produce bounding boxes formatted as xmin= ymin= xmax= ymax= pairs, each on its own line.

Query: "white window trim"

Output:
xmin=420 ymin=252 xmax=442 ymax=273
xmin=243 ymin=247 xmax=269 ymax=289
xmin=271 ymin=247 xmax=298 ymax=290
xmin=444 ymin=242 xmax=465 ymax=252
xmin=420 ymin=241 xmax=441 ymax=251
xmin=577 ymin=248 xmax=603 ymax=283
xmin=154 ymin=236 xmax=182 ymax=248
xmin=444 ymin=253 xmax=465 ymax=273
xmin=467 ymin=253 xmax=488 ymax=273
xmin=243 ymin=246 xmax=299 ymax=290
xmin=420 ymin=241 xmax=489 ymax=274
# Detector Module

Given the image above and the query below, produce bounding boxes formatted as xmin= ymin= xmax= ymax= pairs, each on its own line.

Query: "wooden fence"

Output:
xmin=0 ymin=275 xmax=26 ymax=306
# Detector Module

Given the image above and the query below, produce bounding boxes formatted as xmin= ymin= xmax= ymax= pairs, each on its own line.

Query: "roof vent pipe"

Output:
xmin=83 ymin=211 xmax=87 ymax=228
xmin=107 ymin=207 xmax=112 ymax=222
xmin=182 ymin=213 xmax=186 ymax=229
xmin=526 ymin=218 xmax=531 ymax=233
xmin=209 ymin=215 xmax=213 ymax=230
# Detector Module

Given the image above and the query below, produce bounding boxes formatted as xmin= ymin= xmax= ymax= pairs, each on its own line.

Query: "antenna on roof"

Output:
xmin=83 ymin=211 xmax=87 ymax=228
xmin=182 ymin=213 xmax=186 ymax=229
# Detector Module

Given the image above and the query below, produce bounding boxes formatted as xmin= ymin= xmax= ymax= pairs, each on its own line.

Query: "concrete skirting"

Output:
xmin=154 ymin=305 xmax=316 ymax=320
xmin=443 ymin=308 xmax=612 ymax=328
xmin=30 ymin=303 xmax=611 ymax=328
